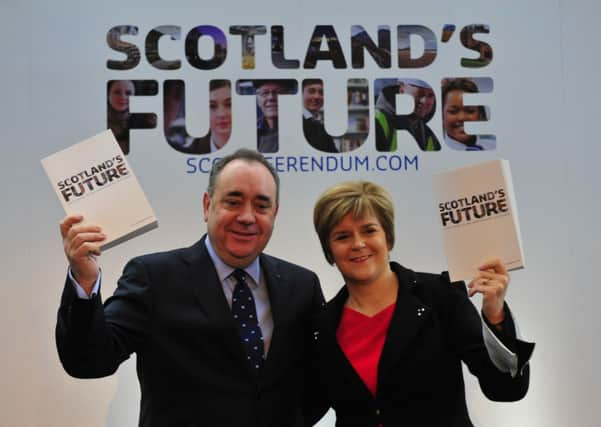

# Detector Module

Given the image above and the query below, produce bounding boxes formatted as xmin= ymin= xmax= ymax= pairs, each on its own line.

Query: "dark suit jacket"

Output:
xmin=302 ymin=117 xmax=339 ymax=153
xmin=307 ymin=262 xmax=533 ymax=427
xmin=56 ymin=237 xmax=324 ymax=427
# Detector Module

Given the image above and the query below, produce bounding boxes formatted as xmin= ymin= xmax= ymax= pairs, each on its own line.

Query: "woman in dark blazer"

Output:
xmin=307 ymin=181 xmax=534 ymax=427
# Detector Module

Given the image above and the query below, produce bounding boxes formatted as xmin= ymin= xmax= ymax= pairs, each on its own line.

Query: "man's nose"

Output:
xmin=237 ymin=204 xmax=256 ymax=223
xmin=217 ymin=106 xmax=228 ymax=117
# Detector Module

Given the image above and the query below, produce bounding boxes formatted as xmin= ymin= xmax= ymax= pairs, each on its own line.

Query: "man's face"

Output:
xmin=256 ymin=83 xmax=283 ymax=121
xmin=400 ymin=84 xmax=436 ymax=119
xmin=302 ymin=83 xmax=324 ymax=114
xmin=203 ymin=159 xmax=278 ymax=268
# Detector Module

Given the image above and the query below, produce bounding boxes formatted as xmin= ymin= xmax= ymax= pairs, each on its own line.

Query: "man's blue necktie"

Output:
xmin=231 ymin=269 xmax=265 ymax=371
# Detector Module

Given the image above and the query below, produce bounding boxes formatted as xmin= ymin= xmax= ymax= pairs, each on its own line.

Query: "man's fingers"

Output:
xmin=479 ymin=258 xmax=508 ymax=276
xmin=59 ymin=214 xmax=84 ymax=237
xmin=60 ymin=215 xmax=103 ymax=241
xmin=68 ymin=231 xmax=106 ymax=252
xmin=66 ymin=223 xmax=103 ymax=242
xmin=70 ymin=240 xmax=103 ymax=259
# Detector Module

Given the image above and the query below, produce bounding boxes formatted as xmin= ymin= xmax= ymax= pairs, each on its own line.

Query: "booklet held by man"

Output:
xmin=41 ymin=129 xmax=158 ymax=250
xmin=433 ymin=159 xmax=525 ymax=282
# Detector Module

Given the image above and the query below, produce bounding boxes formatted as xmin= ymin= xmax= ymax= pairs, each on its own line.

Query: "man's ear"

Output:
xmin=202 ymin=192 xmax=211 ymax=222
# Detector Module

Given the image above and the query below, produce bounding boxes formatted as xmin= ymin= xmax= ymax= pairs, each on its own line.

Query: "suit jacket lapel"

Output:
xmin=181 ymin=237 xmax=249 ymax=367
xmin=259 ymin=254 xmax=287 ymax=375
xmin=317 ymin=285 xmax=376 ymax=400
xmin=316 ymin=264 xmax=432 ymax=398
xmin=377 ymin=264 xmax=431 ymax=386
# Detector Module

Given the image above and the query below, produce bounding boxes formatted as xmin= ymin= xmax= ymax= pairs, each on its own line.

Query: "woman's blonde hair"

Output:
xmin=313 ymin=181 xmax=395 ymax=264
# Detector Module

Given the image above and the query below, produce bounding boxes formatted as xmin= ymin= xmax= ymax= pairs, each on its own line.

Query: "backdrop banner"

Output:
xmin=2 ymin=1 xmax=599 ymax=426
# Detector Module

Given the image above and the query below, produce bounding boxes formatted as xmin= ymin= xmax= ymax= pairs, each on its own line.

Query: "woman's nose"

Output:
xmin=351 ymin=235 xmax=366 ymax=249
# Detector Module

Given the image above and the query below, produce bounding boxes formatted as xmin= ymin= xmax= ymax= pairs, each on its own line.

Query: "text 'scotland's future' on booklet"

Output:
xmin=41 ymin=129 xmax=158 ymax=250
xmin=433 ymin=159 xmax=525 ymax=282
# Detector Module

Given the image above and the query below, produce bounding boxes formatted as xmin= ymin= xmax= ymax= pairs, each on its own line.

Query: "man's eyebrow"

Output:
xmin=223 ymin=191 xmax=273 ymax=203
xmin=255 ymin=194 xmax=273 ymax=203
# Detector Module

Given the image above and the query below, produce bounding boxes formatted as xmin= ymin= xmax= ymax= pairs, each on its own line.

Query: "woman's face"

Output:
xmin=328 ymin=212 xmax=391 ymax=286
xmin=209 ymin=85 xmax=232 ymax=147
xmin=108 ymin=81 xmax=134 ymax=112
xmin=443 ymin=90 xmax=481 ymax=143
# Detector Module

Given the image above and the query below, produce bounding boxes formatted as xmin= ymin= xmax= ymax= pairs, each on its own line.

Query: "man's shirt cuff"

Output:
xmin=68 ymin=267 xmax=101 ymax=299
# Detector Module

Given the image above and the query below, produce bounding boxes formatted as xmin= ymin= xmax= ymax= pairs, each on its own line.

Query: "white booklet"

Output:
xmin=433 ymin=159 xmax=525 ymax=281
xmin=41 ymin=129 xmax=158 ymax=250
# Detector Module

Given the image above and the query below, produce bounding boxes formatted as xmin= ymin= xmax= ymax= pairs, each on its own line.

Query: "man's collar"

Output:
xmin=204 ymin=236 xmax=261 ymax=284
xmin=303 ymin=108 xmax=315 ymax=119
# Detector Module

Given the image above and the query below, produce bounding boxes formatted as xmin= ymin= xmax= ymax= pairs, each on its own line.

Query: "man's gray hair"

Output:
xmin=207 ymin=148 xmax=280 ymax=203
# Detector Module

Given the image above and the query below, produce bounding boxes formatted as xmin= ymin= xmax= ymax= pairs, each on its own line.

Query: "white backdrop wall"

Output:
xmin=1 ymin=0 xmax=600 ymax=426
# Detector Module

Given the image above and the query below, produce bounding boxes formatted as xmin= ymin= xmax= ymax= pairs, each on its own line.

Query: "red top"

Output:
xmin=336 ymin=303 xmax=396 ymax=396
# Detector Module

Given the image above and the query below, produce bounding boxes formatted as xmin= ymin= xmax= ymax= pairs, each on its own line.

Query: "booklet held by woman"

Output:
xmin=41 ymin=129 xmax=158 ymax=250
xmin=433 ymin=159 xmax=525 ymax=282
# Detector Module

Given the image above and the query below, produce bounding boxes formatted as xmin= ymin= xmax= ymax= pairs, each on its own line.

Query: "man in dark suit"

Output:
xmin=302 ymin=79 xmax=338 ymax=153
xmin=56 ymin=149 xmax=324 ymax=427
xmin=374 ymin=79 xmax=441 ymax=152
